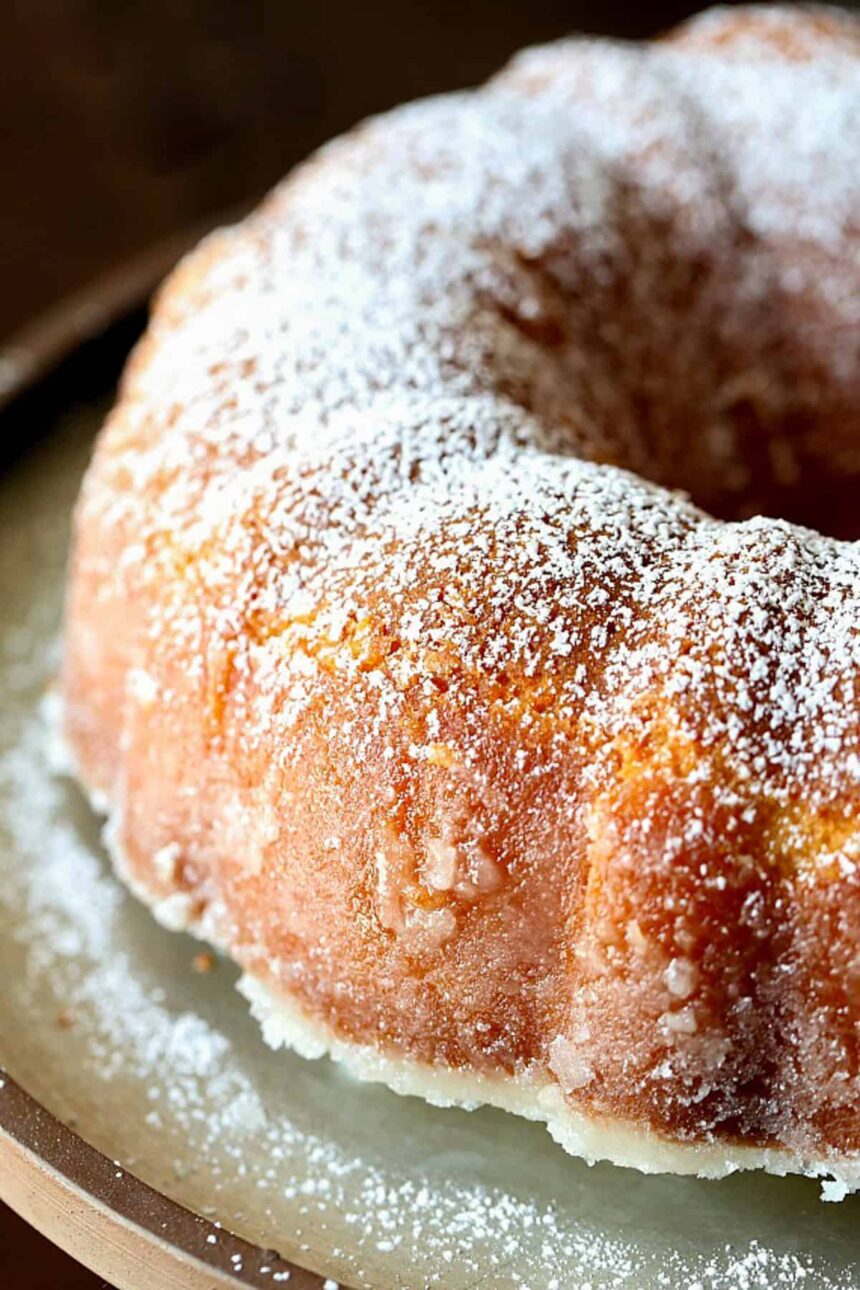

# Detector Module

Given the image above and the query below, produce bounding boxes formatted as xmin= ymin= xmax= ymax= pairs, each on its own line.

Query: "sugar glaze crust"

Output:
xmin=63 ymin=7 xmax=860 ymax=1187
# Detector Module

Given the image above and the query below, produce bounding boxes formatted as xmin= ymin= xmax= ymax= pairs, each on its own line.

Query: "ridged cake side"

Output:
xmin=62 ymin=6 xmax=860 ymax=1185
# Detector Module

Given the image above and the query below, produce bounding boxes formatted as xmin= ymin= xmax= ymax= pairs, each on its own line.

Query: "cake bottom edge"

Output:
xmin=233 ymin=968 xmax=860 ymax=1199
xmin=49 ymin=694 xmax=860 ymax=1203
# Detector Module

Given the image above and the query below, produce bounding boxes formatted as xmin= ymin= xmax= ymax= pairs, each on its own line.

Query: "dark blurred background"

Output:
xmin=2 ymin=0 xmax=739 ymax=348
xmin=1 ymin=0 xmax=856 ymax=1285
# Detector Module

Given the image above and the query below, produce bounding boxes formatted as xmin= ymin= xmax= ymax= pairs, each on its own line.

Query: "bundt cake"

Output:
xmin=61 ymin=6 xmax=860 ymax=1191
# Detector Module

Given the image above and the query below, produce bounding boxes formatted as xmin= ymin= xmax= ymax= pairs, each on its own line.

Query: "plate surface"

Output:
xmin=2 ymin=395 xmax=860 ymax=1290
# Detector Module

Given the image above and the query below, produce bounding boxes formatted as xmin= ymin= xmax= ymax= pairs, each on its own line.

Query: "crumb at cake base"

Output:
xmin=235 ymin=973 xmax=860 ymax=1198
xmin=87 ymin=764 xmax=860 ymax=1201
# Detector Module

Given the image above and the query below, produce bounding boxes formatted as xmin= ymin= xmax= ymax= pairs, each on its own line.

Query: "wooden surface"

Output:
xmin=0 ymin=1203 xmax=104 ymax=1289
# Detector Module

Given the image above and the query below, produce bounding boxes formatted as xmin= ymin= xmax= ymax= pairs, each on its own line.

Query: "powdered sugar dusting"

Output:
xmin=4 ymin=409 xmax=860 ymax=1290
xmin=60 ymin=6 xmax=860 ymax=1189
xmin=0 ymin=625 xmax=856 ymax=1288
xmin=84 ymin=3 xmax=859 ymax=802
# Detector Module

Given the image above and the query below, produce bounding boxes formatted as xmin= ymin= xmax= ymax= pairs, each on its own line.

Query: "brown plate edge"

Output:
xmin=0 ymin=1070 xmax=324 ymax=1290
xmin=0 ymin=237 xmax=333 ymax=1290
xmin=0 ymin=206 xmax=251 ymax=416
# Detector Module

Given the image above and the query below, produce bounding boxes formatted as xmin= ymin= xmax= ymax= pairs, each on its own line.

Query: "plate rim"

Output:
xmin=0 ymin=1070 xmax=323 ymax=1290
xmin=0 ymin=212 xmax=248 ymax=416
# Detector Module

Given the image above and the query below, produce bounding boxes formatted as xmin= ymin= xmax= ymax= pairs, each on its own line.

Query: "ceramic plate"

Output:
xmin=1 ymin=316 xmax=859 ymax=1290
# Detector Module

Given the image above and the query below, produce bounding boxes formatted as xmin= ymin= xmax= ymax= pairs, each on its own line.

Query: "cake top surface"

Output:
xmin=83 ymin=5 xmax=859 ymax=843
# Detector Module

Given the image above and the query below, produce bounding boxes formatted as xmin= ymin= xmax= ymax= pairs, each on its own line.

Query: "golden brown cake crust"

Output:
xmin=62 ymin=6 xmax=860 ymax=1186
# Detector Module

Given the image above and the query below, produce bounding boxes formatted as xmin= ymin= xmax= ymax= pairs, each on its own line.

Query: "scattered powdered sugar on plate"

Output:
xmin=2 ymin=414 xmax=858 ymax=1288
